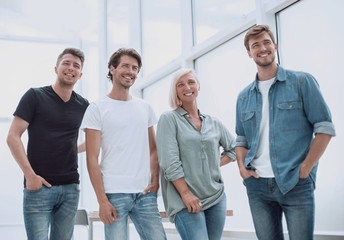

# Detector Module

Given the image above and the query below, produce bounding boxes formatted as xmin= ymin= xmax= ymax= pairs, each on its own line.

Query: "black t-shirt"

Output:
xmin=14 ymin=86 xmax=89 ymax=186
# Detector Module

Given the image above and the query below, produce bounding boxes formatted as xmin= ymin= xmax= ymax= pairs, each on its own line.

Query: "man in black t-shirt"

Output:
xmin=7 ymin=48 xmax=89 ymax=240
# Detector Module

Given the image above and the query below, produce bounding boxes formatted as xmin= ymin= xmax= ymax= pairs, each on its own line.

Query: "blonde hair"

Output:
xmin=169 ymin=68 xmax=199 ymax=109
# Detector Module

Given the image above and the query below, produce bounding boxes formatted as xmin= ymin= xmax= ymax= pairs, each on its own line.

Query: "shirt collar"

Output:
xmin=175 ymin=106 xmax=206 ymax=119
xmin=250 ymin=65 xmax=287 ymax=91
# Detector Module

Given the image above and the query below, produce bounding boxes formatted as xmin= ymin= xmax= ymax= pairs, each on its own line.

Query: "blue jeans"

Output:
xmin=174 ymin=193 xmax=227 ymax=240
xmin=244 ymin=177 xmax=315 ymax=240
xmin=23 ymin=183 xmax=80 ymax=240
xmin=105 ymin=192 xmax=166 ymax=240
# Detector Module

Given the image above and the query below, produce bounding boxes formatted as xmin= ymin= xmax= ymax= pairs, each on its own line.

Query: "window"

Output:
xmin=193 ymin=0 xmax=255 ymax=45
xmin=141 ymin=0 xmax=182 ymax=75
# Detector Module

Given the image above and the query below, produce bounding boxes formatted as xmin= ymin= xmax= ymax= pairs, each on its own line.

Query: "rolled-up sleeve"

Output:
xmin=218 ymin=121 xmax=236 ymax=161
xmin=156 ymin=112 xmax=185 ymax=181
xmin=235 ymin=96 xmax=249 ymax=148
xmin=301 ymin=74 xmax=336 ymax=137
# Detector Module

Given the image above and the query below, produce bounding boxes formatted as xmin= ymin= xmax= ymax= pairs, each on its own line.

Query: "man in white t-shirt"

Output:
xmin=81 ymin=48 xmax=166 ymax=240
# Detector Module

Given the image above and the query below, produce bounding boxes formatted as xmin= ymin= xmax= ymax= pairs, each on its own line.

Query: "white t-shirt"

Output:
xmin=81 ymin=96 xmax=157 ymax=193
xmin=251 ymin=78 xmax=275 ymax=177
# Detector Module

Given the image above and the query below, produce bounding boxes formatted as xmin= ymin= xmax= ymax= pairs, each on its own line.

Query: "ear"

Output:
xmin=247 ymin=50 xmax=253 ymax=58
xmin=54 ymin=66 xmax=58 ymax=74
xmin=274 ymin=43 xmax=278 ymax=52
xmin=109 ymin=65 xmax=115 ymax=74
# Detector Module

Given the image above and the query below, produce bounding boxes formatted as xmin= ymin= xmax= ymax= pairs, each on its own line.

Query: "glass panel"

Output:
xmin=195 ymin=31 xmax=256 ymax=133
xmin=193 ymin=0 xmax=255 ymax=45
xmin=142 ymin=73 xmax=174 ymax=120
xmin=107 ymin=0 xmax=130 ymax=55
xmin=0 ymin=40 xmax=69 ymax=117
xmin=141 ymin=0 xmax=182 ymax=75
xmin=0 ymin=0 xmax=99 ymax=41
xmin=0 ymin=121 xmax=27 ymax=224
xmin=277 ymin=0 xmax=344 ymax=231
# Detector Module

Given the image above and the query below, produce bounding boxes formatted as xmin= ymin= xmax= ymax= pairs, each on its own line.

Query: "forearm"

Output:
xmin=172 ymin=177 xmax=190 ymax=196
xmin=300 ymin=133 xmax=332 ymax=177
xmin=87 ymin=159 xmax=108 ymax=204
xmin=7 ymin=134 xmax=35 ymax=178
xmin=150 ymin=149 xmax=160 ymax=184
xmin=77 ymin=142 xmax=86 ymax=153
xmin=220 ymin=155 xmax=233 ymax=167
xmin=236 ymin=146 xmax=248 ymax=170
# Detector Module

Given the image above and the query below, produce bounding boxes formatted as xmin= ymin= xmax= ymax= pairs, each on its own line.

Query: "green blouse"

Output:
xmin=156 ymin=107 xmax=236 ymax=222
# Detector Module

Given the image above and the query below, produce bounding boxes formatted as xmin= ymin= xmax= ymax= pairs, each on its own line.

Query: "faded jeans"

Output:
xmin=23 ymin=183 xmax=80 ymax=240
xmin=244 ymin=177 xmax=315 ymax=240
xmin=174 ymin=193 xmax=227 ymax=240
xmin=105 ymin=192 xmax=167 ymax=240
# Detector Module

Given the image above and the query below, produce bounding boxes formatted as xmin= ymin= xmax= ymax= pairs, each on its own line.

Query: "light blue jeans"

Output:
xmin=23 ymin=183 xmax=80 ymax=240
xmin=105 ymin=192 xmax=167 ymax=240
xmin=174 ymin=193 xmax=227 ymax=240
xmin=244 ymin=177 xmax=315 ymax=240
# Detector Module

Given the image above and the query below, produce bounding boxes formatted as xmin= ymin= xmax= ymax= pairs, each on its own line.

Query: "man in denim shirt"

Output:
xmin=235 ymin=25 xmax=335 ymax=240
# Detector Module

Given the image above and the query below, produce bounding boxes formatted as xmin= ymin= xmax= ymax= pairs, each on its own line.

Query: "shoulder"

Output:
xmin=158 ymin=110 xmax=178 ymax=123
xmin=280 ymin=67 xmax=316 ymax=85
xmin=21 ymin=86 xmax=47 ymax=101
xmin=237 ymin=82 xmax=255 ymax=99
xmin=73 ymin=92 xmax=89 ymax=107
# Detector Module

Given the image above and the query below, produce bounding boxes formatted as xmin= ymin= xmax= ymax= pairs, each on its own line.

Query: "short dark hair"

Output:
xmin=107 ymin=48 xmax=142 ymax=81
xmin=56 ymin=48 xmax=85 ymax=69
xmin=244 ymin=25 xmax=276 ymax=51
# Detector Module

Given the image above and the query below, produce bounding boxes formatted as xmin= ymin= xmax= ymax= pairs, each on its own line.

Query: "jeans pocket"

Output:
xmin=243 ymin=176 xmax=254 ymax=186
xmin=298 ymin=176 xmax=312 ymax=185
xmin=24 ymin=185 xmax=45 ymax=193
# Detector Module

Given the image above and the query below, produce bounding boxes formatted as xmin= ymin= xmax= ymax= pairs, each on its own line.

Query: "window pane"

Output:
xmin=141 ymin=0 xmax=182 ymax=75
xmin=0 ymin=121 xmax=27 ymax=224
xmin=0 ymin=41 xmax=70 ymax=117
xmin=142 ymin=73 xmax=174 ymax=119
xmin=0 ymin=0 xmax=99 ymax=41
xmin=195 ymin=32 xmax=256 ymax=133
xmin=193 ymin=0 xmax=255 ymax=45
xmin=107 ymin=0 xmax=130 ymax=54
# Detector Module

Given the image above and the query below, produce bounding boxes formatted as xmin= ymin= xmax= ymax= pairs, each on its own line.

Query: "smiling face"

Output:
xmin=176 ymin=72 xmax=200 ymax=106
xmin=247 ymin=32 xmax=278 ymax=67
xmin=110 ymin=55 xmax=139 ymax=89
xmin=55 ymin=53 xmax=83 ymax=87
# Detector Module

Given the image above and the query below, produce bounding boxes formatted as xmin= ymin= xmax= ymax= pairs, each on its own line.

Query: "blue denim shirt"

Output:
xmin=235 ymin=65 xmax=335 ymax=194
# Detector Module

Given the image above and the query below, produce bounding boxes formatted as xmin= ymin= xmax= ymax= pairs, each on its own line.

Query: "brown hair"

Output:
xmin=244 ymin=25 xmax=276 ymax=51
xmin=107 ymin=48 xmax=142 ymax=81
xmin=56 ymin=48 xmax=85 ymax=69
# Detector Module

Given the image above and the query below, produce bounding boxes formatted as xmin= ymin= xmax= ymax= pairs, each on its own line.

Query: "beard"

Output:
xmin=254 ymin=53 xmax=276 ymax=67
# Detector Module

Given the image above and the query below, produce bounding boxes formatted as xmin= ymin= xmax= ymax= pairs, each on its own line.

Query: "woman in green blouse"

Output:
xmin=156 ymin=68 xmax=236 ymax=240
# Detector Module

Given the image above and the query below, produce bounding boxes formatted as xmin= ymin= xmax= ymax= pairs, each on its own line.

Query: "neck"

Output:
xmin=257 ymin=62 xmax=278 ymax=81
xmin=52 ymin=82 xmax=73 ymax=102
xmin=108 ymin=86 xmax=131 ymax=101
xmin=181 ymin=102 xmax=199 ymax=117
